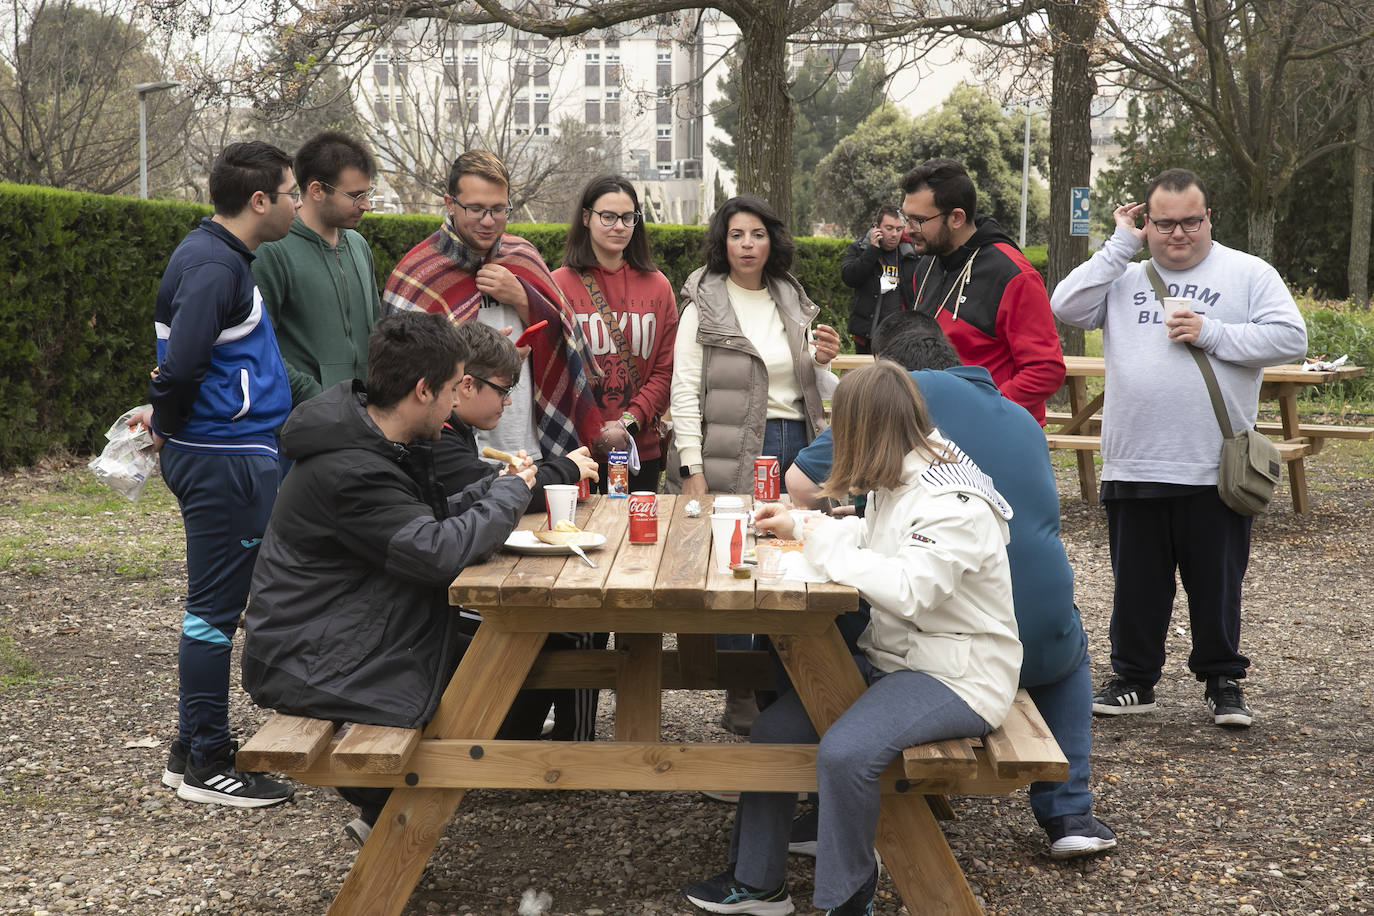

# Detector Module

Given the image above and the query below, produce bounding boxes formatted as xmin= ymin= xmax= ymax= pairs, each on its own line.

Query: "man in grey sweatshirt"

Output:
xmin=1051 ymin=169 xmax=1306 ymax=729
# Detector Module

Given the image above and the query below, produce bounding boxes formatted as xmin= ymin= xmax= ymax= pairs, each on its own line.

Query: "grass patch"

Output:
xmin=0 ymin=630 xmax=42 ymax=688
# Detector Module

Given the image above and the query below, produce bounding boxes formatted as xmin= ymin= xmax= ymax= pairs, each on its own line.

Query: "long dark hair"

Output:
xmin=703 ymin=194 xmax=795 ymax=280
xmin=562 ymin=174 xmax=656 ymax=272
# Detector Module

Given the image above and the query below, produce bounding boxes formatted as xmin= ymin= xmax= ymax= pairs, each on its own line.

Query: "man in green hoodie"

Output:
xmin=254 ymin=131 xmax=383 ymax=405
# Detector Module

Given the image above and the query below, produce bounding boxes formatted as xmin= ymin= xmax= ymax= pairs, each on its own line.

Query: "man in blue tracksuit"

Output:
xmin=130 ymin=141 xmax=301 ymax=807
xmin=785 ymin=311 xmax=1117 ymax=860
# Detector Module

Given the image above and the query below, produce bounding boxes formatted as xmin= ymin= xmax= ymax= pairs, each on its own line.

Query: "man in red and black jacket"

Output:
xmin=899 ymin=157 xmax=1065 ymax=424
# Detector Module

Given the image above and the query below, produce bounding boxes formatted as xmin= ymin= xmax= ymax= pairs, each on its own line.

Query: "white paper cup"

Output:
xmin=713 ymin=495 xmax=745 ymax=512
xmin=788 ymin=509 xmax=822 ymax=541
xmin=544 ymin=485 xmax=579 ymax=530
xmin=710 ymin=512 xmax=749 ymax=573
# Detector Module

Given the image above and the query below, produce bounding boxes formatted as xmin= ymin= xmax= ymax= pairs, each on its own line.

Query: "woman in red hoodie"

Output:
xmin=554 ymin=175 xmax=678 ymax=492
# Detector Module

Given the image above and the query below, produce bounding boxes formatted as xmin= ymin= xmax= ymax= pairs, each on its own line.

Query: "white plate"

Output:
xmin=503 ymin=530 xmax=608 ymax=555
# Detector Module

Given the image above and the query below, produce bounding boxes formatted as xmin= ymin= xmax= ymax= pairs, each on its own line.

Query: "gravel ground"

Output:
xmin=1 ymin=442 xmax=1372 ymax=916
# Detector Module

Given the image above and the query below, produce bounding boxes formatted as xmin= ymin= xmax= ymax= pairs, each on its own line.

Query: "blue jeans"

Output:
xmin=761 ymin=418 xmax=809 ymax=493
xmin=161 ymin=449 xmax=279 ymax=767
xmin=728 ymin=657 xmax=989 ymax=908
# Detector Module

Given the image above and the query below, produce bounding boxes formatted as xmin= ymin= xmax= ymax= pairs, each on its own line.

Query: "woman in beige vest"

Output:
xmin=669 ymin=195 xmax=841 ymax=498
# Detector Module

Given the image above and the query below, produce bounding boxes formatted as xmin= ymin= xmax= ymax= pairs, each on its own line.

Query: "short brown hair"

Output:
xmin=873 ymin=204 xmax=902 ymax=225
xmin=453 ymin=320 xmax=521 ymax=383
xmin=819 ymin=361 xmax=950 ymax=499
xmin=446 ymin=150 xmax=510 ymax=196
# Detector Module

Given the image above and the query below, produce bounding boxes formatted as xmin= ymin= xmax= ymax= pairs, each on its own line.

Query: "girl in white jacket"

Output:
xmin=683 ymin=360 xmax=1022 ymax=916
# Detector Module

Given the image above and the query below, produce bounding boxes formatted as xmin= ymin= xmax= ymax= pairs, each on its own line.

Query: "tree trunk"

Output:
xmin=1046 ymin=0 xmax=1098 ymax=357
xmin=1247 ymin=198 xmax=1277 ymax=264
xmin=732 ymin=6 xmax=793 ymax=225
xmin=1348 ymin=89 xmax=1372 ymax=308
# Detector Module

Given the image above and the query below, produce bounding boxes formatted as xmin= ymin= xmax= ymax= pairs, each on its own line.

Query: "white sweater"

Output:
xmin=802 ymin=439 xmax=1021 ymax=729
xmin=1051 ymin=228 xmax=1308 ymax=485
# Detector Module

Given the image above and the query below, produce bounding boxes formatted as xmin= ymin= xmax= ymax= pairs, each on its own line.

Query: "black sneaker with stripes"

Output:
xmin=1091 ymin=675 xmax=1157 ymax=716
xmin=176 ymin=749 xmax=294 ymax=808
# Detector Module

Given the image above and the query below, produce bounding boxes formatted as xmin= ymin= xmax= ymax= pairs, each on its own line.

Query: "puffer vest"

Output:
xmin=668 ymin=268 xmax=828 ymax=494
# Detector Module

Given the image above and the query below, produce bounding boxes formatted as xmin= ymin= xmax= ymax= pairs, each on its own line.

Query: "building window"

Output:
xmin=657 ymin=50 xmax=672 ymax=63
xmin=534 ymin=125 xmax=550 ymax=136
xmin=585 ymin=99 xmax=601 ymax=124
xmin=585 ymin=51 xmax=600 ymax=86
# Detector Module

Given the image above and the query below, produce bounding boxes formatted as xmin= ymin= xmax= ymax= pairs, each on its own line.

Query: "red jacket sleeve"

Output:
xmin=993 ymin=269 xmax=1066 ymax=423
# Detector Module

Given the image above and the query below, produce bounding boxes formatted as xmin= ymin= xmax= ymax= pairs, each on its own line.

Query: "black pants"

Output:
xmin=1105 ymin=488 xmax=1252 ymax=687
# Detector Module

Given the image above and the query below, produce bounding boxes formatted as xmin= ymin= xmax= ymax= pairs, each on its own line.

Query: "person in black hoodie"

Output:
xmin=839 ymin=204 xmax=916 ymax=354
xmin=242 ymin=311 xmax=537 ymax=844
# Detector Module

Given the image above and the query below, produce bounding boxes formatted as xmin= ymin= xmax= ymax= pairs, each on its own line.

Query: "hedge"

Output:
xmin=0 ymin=181 xmax=1067 ymax=468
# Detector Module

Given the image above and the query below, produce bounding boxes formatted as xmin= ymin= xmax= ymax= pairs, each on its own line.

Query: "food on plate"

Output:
xmin=553 ymin=519 xmax=581 ymax=532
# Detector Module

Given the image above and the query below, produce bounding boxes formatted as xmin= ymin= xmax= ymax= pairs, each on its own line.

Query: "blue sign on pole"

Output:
xmin=1070 ymin=187 xmax=1090 ymax=236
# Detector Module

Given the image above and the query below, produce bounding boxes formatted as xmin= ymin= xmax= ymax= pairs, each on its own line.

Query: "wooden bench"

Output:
xmin=236 ymin=687 xmax=1065 ymax=808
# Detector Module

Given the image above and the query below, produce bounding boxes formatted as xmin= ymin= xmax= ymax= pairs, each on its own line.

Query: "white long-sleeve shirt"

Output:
xmin=1051 ymin=228 xmax=1308 ymax=485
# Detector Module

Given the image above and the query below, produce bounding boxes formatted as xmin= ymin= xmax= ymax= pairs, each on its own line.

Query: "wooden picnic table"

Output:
xmin=830 ymin=353 xmax=1370 ymax=513
xmin=281 ymin=492 xmax=1065 ymax=916
xmin=1050 ymin=356 xmax=1369 ymax=512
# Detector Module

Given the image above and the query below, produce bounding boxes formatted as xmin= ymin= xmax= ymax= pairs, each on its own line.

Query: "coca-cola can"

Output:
xmin=628 ymin=491 xmax=658 ymax=543
xmin=753 ymin=456 xmax=780 ymax=502
xmin=577 ymin=476 xmax=592 ymax=499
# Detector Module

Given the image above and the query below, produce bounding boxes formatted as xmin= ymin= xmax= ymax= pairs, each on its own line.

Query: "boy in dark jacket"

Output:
xmin=242 ymin=312 xmax=537 ymax=843
xmin=840 ymin=204 xmax=916 ymax=354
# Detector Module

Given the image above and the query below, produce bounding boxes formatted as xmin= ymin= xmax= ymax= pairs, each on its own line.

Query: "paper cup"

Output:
xmin=710 ymin=512 xmax=749 ymax=573
xmin=544 ymin=485 xmax=579 ymax=529
xmin=755 ymin=540 xmax=782 ymax=579
xmin=713 ymin=495 xmax=745 ymax=512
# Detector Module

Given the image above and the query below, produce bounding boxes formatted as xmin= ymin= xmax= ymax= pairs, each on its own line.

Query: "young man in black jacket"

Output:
xmin=839 ymin=204 xmax=916 ymax=354
xmin=242 ymin=311 xmax=538 ymax=843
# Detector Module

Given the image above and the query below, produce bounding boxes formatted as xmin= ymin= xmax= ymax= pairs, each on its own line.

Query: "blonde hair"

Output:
xmin=819 ymin=360 xmax=950 ymax=499
xmin=446 ymin=150 xmax=510 ymax=195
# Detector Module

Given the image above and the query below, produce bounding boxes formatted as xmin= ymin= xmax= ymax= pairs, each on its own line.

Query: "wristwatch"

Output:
xmin=679 ymin=464 xmax=702 ymax=478
xmin=620 ymin=412 xmax=639 ymax=436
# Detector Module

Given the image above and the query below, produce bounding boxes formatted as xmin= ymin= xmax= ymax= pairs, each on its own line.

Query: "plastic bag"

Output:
xmin=88 ymin=405 xmax=159 ymax=502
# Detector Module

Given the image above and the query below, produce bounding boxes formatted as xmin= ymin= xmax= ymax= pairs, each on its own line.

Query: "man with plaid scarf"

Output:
xmin=383 ymin=150 xmax=601 ymax=460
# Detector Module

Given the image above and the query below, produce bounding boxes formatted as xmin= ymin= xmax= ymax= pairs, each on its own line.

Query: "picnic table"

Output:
xmin=238 ymin=492 xmax=1067 ymax=916
xmin=830 ymin=353 xmax=1370 ymax=513
xmin=1047 ymin=356 xmax=1369 ymax=512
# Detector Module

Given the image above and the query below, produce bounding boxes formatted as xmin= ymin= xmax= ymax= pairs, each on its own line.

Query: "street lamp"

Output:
xmin=135 ymin=80 xmax=181 ymax=199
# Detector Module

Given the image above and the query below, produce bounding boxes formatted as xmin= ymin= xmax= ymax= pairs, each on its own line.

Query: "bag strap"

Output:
xmin=1145 ymin=261 xmax=1235 ymax=438
xmin=580 ymin=271 xmax=641 ymax=391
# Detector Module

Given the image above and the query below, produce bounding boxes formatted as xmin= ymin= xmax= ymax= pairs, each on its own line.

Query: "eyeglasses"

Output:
xmin=903 ymin=211 xmax=948 ymax=230
xmin=453 ymin=202 xmax=514 ymax=221
xmin=267 ymin=188 xmax=302 ymax=203
xmin=586 ymin=208 xmax=642 ymax=228
xmin=1146 ymin=215 xmax=1206 ymax=234
xmin=320 ymin=181 xmax=379 ymax=207
xmin=468 ymin=373 xmax=513 ymax=399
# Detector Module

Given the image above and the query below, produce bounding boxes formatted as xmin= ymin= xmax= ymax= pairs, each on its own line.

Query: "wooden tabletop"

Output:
xmin=451 ymin=493 xmax=858 ymax=620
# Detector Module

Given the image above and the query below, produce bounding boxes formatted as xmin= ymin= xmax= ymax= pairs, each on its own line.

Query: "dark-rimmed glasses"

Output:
xmin=453 ymin=202 xmax=514 ymax=221
xmin=469 ymin=374 xmax=513 ymax=399
xmin=903 ymin=210 xmax=948 ymax=230
xmin=1147 ymin=216 xmax=1206 ymax=234
xmin=321 ymin=181 xmax=379 ymax=207
xmin=586 ymin=208 xmax=642 ymax=228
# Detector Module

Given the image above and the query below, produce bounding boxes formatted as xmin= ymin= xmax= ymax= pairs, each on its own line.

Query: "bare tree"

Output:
xmin=1100 ymin=0 xmax=1374 ymax=261
xmin=0 ymin=0 xmax=193 ymax=193
xmin=221 ymin=0 xmax=1046 ymax=225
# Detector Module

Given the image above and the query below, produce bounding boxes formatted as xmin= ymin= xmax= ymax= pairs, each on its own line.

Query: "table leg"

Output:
xmin=1067 ymin=378 xmax=1098 ymax=504
xmin=327 ymin=627 xmax=547 ymax=916
xmin=614 ymin=633 xmax=663 ymax=741
xmin=775 ymin=627 xmax=983 ymax=916
xmin=675 ymin=632 xmax=718 ymax=688
xmin=1276 ymin=384 xmax=1309 ymax=513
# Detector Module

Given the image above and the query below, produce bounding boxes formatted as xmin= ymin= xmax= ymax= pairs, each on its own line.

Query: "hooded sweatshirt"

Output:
xmin=253 ymin=218 xmax=382 ymax=405
xmin=241 ymin=381 xmax=531 ymax=728
xmin=908 ymin=216 xmax=1065 ymax=423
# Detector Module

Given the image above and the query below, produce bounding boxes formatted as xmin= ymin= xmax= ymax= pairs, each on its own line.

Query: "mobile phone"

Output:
xmin=515 ymin=319 xmax=549 ymax=348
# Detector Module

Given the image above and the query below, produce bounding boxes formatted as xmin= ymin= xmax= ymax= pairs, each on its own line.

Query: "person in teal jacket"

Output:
xmin=254 ymin=131 xmax=382 ymax=405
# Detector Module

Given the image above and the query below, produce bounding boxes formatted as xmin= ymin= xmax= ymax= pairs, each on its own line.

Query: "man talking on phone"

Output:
xmin=839 ymin=204 xmax=915 ymax=354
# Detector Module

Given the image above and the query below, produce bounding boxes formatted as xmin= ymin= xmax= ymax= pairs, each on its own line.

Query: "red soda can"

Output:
xmin=628 ymin=491 xmax=658 ymax=543
xmin=753 ymin=455 xmax=780 ymax=502
xmin=577 ymin=476 xmax=592 ymax=499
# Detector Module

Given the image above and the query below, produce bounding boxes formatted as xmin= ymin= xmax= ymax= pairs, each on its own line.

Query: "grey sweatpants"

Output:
xmin=728 ymin=655 xmax=989 ymax=908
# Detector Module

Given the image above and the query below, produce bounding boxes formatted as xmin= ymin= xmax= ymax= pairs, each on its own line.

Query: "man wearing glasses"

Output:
xmin=254 ymin=131 xmax=383 ymax=407
xmin=1052 ymin=169 xmax=1307 ymax=729
xmin=128 ymin=142 xmax=299 ymax=808
xmin=900 ymin=158 xmax=1065 ymax=424
xmin=383 ymin=150 xmax=601 ymax=464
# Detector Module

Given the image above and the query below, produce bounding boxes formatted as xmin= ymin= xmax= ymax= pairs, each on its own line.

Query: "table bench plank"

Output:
xmin=235 ymin=713 xmax=333 ymax=773
xmin=332 ymin=723 xmax=420 ymax=775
